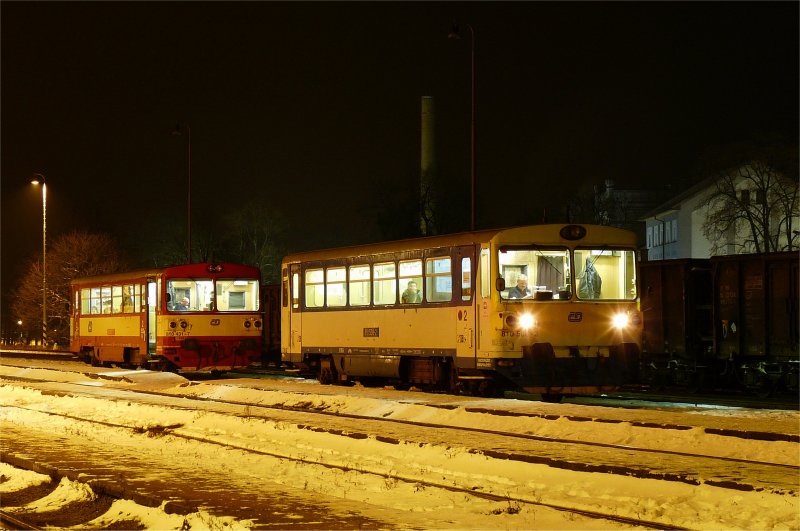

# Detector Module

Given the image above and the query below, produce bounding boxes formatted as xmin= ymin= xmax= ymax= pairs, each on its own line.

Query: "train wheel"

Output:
xmin=477 ymin=380 xmax=502 ymax=398
xmin=318 ymin=357 xmax=336 ymax=385
xmin=448 ymin=366 xmax=464 ymax=395
xmin=541 ymin=393 xmax=563 ymax=403
xmin=753 ymin=376 xmax=775 ymax=398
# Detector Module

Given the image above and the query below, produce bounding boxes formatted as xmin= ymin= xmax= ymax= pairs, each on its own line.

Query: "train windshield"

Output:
xmin=498 ymin=247 xmax=571 ymax=300
xmin=166 ymin=278 xmax=260 ymax=311
xmin=498 ymin=246 xmax=637 ymax=301
xmin=574 ymin=248 xmax=637 ymax=300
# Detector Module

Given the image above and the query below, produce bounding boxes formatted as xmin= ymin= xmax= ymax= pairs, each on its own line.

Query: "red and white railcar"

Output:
xmin=70 ymin=262 xmax=262 ymax=373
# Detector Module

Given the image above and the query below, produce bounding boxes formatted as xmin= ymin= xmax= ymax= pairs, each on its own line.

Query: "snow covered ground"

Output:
xmin=1 ymin=361 xmax=798 ymax=530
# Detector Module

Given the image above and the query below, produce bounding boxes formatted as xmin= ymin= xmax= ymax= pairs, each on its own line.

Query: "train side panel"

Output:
xmin=711 ymin=252 xmax=799 ymax=394
xmin=639 ymin=252 xmax=798 ymax=395
xmin=712 ymin=252 xmax=799 ymax=360
xmin=639 ymin=259 xmax=713 ymax=358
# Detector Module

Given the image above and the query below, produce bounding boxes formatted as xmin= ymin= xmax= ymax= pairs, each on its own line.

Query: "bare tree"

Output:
xmin=701 ymin=160 xmax=799 ymax=255
xmin=224 ymin=201 xmax=286 ymax=284
xmin=10 ymin=230 xmax=126 ymax=346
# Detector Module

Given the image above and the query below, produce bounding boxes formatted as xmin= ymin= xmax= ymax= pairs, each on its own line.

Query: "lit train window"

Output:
xmin=292 ymin=272 xmax=299 ymax=309
xmin=373 ymin=262 xmax=397 ymax=305
xmin=80 ymin=288 xmax=90 ymax=315
xmin=217 ymin=279 xmax=258 ymax=311
xmin=121 ymin=285 xmax=138 ymax=313
xmin=111 ymin=286 xmax=123 ymax=314
xmin=399 ymin=259 xmax=423 ymax=304
xmin=90 ymin=287 xmax=102 ymax=314
xmin=348 ymin=265 xmax=370 ymax=306
xmin=480 ymin=248 xmax=490 ymax=298
xmin=326 ymin=267 xmax=347 ymax=307
xmin=574 ymin=248 xmax=637 ymax=300
xmin=305 ymin=269 xmax=324 ymax=308
xmin=101 ymin=287 xmax=112 ymax=314
xmin=425 ymin=257 xmax=452 ymax=302
xmin=461 ymin=257 xmax=472 ymax=301
xmin=498 ymin=248 xmax=570 ymax=300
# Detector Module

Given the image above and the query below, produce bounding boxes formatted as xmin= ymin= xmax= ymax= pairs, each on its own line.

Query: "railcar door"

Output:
xmin=147 ymin=279 xmax=158 ymax=354
xmin=286 ymin=264 xmax=302 ymax=364
xmin=456 ymin=246 xmax=477 ymax=361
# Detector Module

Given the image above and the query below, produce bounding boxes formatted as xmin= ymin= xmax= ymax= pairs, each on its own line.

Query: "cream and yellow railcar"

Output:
xmin=281 ymin=224 xmax=641 ymax=399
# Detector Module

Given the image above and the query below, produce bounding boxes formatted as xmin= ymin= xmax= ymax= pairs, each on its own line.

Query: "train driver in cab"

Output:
xmin=401 ymin=280 xmax=422 ymax=303
xmin=175 ymin=296 xmax=190 ymax=311
xmin=508 ymin=274 xmax=532 ymax=299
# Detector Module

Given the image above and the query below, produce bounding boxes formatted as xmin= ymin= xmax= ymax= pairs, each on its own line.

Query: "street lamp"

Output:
xmin=172 ymin=123 xmax=192 ymax=263
xmin=449 ymin=22 xmax=477 ymax=231
xmin=31 ymin=174 xmax=47 ymax=347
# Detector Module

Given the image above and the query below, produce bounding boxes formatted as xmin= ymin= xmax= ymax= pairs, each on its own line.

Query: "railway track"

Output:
xmin=3 ymin=402 xmax=685 ymax=531
xmin=3 ymin=360 xmax=799 ymax=528
xmin=4 ymin=349 xmax=798 ymax=410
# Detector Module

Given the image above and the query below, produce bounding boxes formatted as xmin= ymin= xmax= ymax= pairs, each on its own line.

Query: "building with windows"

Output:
xmin=641 ymin=163 xmax=799 ymax=260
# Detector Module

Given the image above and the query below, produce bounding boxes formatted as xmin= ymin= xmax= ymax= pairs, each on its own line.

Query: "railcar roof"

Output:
xmin=282 ymin=223 xmax=636 ymax=263
xmin=70 ymin=262 xmax=261 ymax=285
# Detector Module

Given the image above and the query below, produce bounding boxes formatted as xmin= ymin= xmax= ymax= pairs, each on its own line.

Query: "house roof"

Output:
xmin=639 ymin=174 xmax=720 ymax=220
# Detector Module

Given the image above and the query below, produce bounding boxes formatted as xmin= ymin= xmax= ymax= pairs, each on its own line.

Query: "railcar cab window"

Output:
xmin=166 ymin=277 xmax=258 ymax=311
xmin=217 ymin=279 xmax=260 ymax=311
xmin=167 ymin=278 xmax=208 ymax=311
xmin=498 ymin=247 xmax=571 ymax=300
xmin=574 ymin=248 xmax=637 ymax=300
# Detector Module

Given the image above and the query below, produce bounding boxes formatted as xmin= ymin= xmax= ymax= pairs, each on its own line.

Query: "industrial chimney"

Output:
xmin=420 ymin=96 xmax=436 ymax=235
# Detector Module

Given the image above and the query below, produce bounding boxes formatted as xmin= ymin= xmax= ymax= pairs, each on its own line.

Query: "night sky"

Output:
xmin=2 ymin=2 xmax=798 ymax=323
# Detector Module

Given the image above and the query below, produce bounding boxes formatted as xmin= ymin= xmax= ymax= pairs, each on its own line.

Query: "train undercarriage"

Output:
xmin=639 ymin=353 xmax=799 ymax=398
xmin=291 ymin=342 xmax=640 ymax=403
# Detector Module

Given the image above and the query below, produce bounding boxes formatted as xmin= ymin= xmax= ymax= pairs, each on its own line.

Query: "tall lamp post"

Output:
xmin=449 ymin=22 xmax=476 ymax=231
xmin=173 ymin=123 xmax=192 ymax=263
xmin=31 ymin=174 xmax=47 ymax=347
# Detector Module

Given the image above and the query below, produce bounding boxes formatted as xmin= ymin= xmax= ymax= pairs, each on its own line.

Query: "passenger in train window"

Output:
xmin=578 ymin=259 xmax=602 ymax=299
xmin=175 ymin=297 xmax=190 ymax=310
xmin=401 ymin=280 xmax=422 ymax=303
xmin=507 ymin=274 xmax=531 ymax=299
xmin=122 ymin=286 xmax=135 ymax=313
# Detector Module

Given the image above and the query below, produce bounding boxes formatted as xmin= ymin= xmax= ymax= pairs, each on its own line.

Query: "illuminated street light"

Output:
xmin=172 ymin=123 xmax=192 ymax=263
xmin=449 ymin=21 xmax=477 ymax=231
xmin=31 ymin=174 xmax=47 ymax=347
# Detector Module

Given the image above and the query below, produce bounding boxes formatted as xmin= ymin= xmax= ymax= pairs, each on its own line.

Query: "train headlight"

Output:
xmin=505 ymin=313 xmax=536 ymax=330
xmin=612 ymin=312 xmax=629 ymax=329
xmin=519 ymin=313 xmax=535 ymax=330
xmin=244 ymin=320 xmax=252 ymax=328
